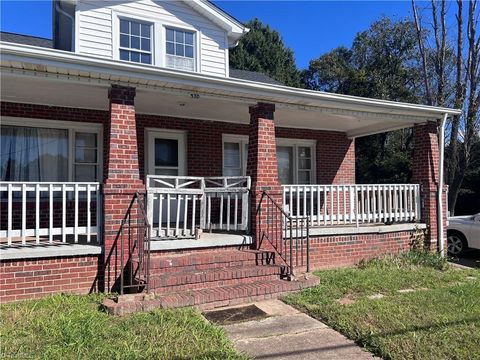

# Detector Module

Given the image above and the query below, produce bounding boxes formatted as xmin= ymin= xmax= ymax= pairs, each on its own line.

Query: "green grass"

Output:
xmin=284 ymin=252 xmax=480 ymax=360
xmin=0 ymin=294 xmax=245 ymax=360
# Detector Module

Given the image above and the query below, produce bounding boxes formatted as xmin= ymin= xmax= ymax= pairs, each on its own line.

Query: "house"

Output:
xmin=0 ymin=0 xmax=460 ymax=307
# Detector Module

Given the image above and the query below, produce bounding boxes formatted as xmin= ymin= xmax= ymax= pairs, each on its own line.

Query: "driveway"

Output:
xmin=449 ymin=249 xmax=480 ymax=269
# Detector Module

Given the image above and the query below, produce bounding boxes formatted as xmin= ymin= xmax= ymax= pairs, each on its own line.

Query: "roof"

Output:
xmin=229 ymin=68 xmax=283 ymax=85
xmin=0 ymin=32 xmax=52 ymax=48
xmin=0 ymin=31 xmax=281 ymax=86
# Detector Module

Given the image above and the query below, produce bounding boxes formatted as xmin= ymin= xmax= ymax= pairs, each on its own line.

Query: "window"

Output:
xmin=222 ymin=135 xmax=315 ymax=184
xmin=223 ymin=135 xmax=248 ymax=176
xmin=166 ymin=27 xmax=195 ymax=72
xmin=276 ymin=142 xmax=315 ymax=184
xmin=74 ymin=132 xmax=98 ymax=181
xmin=1 ymin=126 xmax=68 ymax=182
xmin=154 ymin=138 xmax=179 ymax=176
xmin=119 ymin=18 xmax=152 ymax=64
xmin=0 ymin=122 xmax=101 ymax=182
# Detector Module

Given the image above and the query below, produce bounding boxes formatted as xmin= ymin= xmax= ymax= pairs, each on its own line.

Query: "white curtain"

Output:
xmin=1 ymin=126 xmax=68 ymax=182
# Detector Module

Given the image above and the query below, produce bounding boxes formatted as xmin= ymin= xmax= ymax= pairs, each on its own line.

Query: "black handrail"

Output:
xmin=120 ymin=192 xmax=151 ymax=295
xmin=257 ymin=191 xmax=310 ymax=279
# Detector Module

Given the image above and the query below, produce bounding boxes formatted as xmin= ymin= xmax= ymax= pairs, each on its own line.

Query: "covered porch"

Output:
xmin=0 ymin=43 xmax=460 ymax=289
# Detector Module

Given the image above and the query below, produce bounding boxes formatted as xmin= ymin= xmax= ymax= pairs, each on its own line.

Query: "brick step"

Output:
xmin=155 ymin=275 xmax=320 ymax=311
xmin=149 ymin=265 xmax=282 ymax=292
xmin=148 ymin=249 xmax=276 ymax=273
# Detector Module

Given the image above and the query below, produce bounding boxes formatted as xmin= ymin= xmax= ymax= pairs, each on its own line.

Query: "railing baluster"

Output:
xmin=183 ymin=195 xmax=188 ymax=236
xmin=158 ymin=194 xmax=163 ymax=237
xmin=21 ymin=183 xmax=26 ymax=245
xmin=87 ymin=184 xmax=91 ymax=243
xmin=175 ymin=194 xmax=181 ymax=236
xmin=330 ymin=185 xmax=334 ymax=226
xmin=62 ymin=184 xmax=67 ymax=243
xmin=7 ymin=183 xmax=12 ymax=245
xmin=234 ymin=193 xmax=238 ymax=231
xmin=324 ymin=185 xmax=327 ymax=226
xmin=343 ymin=185 xmax=347 ymax=225
xmin=36 ymin=183 xmax=40 ymax=244
xmin=227 ymin=193 xmax=231 ymax=231
xmin=74 ymin=183 xmax=79 ymax=243
xmin=192 ymin=194 xmax=197 ymax=235
xmin=336 ymin=185 xmax=340 ymax=225
xmin=49 ymin=184 xmax=54 ymax=244
xmin=219 ymin=193 xmax=224 ymax=230
xmin=310 ymin=186 xmax=314 ymax=227
xmin=317 ymin=185 xmax=321 ymax=226
xmin=166 ymin=194 xmax=170 ymax=237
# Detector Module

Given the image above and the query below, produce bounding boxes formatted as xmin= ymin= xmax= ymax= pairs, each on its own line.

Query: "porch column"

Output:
xmin=103 ymin=84 xmax=144 ymax=291
xmin=412 ymin=121 xmax=447 ymax=252
xmin=246 ymin=102 xmax=282 ymax=250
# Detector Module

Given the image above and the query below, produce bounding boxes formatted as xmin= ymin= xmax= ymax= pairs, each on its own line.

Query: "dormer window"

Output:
xmin=166 ymin=28 xmax=195 ymax=72
xmin=119 ymin=19 xmax=152 ymax=64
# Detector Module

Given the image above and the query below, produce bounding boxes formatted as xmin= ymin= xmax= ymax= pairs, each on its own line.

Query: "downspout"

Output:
xmin=55 ymin=1 xmax=75 ymax=51
xmin=438 ymin=113 xmax=448 ymax=256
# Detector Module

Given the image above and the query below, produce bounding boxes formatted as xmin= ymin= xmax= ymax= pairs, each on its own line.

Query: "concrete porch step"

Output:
xmin=155 ymin=275 xmax=320 ymax=311
xmin=148 ymin=248 xmax=276 ymax=273
xmin=150 ymin=264 xmax=282 ymax=292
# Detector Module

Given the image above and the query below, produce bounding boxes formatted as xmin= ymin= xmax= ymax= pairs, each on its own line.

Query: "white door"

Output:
xmin=147 ymin=130 xmax=187 ymax=233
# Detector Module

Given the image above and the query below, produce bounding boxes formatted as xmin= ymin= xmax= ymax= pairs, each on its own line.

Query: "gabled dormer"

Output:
xmin=53 ymin=0 xmax=247 ymax=77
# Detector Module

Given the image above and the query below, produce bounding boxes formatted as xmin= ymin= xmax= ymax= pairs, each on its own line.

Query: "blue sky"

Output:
xmin=1 ymin=1 xmax=423 ymax=69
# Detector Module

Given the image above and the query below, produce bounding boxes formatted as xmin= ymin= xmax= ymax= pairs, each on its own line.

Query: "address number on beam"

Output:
xmin=190 ymin=93 xmax=200 ymax=99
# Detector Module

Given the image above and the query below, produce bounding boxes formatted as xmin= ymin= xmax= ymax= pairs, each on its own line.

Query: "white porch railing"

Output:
xmin=0 ymin=182 xmax=102 ymax=245
xmin=146 ymin=176 xmax=250 ymax=239
xmin=282 ymin=184 xmax=421 ymax=227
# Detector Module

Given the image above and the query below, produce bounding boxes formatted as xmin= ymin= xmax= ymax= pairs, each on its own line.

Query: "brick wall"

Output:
xmin=0 ymin=255 xmax=102 ymax=303
xmin=307 ymin=230 xmax=413 ymax=270
xmin=1 ymin=101 xmax=355 ymax=185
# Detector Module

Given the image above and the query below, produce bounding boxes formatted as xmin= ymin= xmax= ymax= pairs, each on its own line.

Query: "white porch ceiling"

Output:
xmin=1 ymin=74 xmax=411 ymax=136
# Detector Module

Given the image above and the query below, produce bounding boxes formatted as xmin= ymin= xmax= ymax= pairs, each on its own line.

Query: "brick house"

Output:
xmin=0 ymin=0 xmax=460 ymax=307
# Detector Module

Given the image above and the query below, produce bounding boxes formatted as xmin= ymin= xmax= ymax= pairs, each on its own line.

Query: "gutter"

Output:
xmin=438 ymin=113 xmax=448 ymax=256
xmin=0 ymin=42 xmax=462 ymax=118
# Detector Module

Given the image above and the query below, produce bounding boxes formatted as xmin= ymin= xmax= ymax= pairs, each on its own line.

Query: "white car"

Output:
xmin=447 ymin=213 xmax=480 ymax=255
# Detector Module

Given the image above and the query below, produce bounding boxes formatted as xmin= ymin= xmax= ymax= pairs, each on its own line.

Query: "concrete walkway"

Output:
xmin=215 ymin=300 xmax=378 ymax=360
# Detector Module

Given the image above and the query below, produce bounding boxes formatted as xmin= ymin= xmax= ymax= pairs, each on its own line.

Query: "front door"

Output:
xmin=147 ymin=130 xmax=187 ymax=232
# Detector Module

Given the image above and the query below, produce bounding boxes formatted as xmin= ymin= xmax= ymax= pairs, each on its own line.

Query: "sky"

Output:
xmin=1 ymin=0 xmax=424 ymax=69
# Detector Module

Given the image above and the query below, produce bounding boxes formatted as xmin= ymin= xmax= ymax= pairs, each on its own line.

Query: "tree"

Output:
xmin=303 ymin=17 xmax=420 ymax=183
xmin=229 ymin=18 xmax=302 ymax=87
xmin=412 ymin=0 xmax=480 ymax=214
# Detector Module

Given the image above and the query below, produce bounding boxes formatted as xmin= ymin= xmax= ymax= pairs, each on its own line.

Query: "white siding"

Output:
xmin=76 ymin=0 xmax=228 ymax=77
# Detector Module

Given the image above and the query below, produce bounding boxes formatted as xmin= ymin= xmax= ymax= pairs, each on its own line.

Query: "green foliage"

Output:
xmin=0 ymin=294 xmax=244 ymax=360
xmin=284 ymin=254 xmax=480 ymax=360
xmin=303 ymin=18 xmax=420 ymax=183
xmin=229 ymin=18 xmax=301 ymax=87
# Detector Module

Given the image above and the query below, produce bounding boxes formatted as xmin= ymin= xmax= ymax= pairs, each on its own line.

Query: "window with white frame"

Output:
xmin=166 ymin=27 xmax=195 ymax=72
xmin=276 ymin=143 xmax=314 ymax=184
xmin=119 ymin=18 xmax=152 ymax=64
xmin=222 ymin=135 xmax=315 ymax=184
xmin=222 ymin=135 xmax=248 ymax=176
xmin=0 ymin=121 xmax=101 ymax=183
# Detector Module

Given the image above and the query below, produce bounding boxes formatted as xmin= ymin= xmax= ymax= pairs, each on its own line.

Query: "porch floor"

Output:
xmin=150 ymin=232 xmax=252 ymax=251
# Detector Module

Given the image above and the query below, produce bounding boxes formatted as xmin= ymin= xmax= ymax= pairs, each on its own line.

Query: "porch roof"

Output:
xmin=0 ymin=42 xmax=461 ymax=138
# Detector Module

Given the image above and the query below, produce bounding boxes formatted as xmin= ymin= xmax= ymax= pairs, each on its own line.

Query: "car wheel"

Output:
xmin=447 ymin=232 xmax=467 ymax=256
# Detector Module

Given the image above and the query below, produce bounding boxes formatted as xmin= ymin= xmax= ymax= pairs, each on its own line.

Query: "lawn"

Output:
xmin=283 ymin=252 xmax=480 ymax=360
xmin=0 ymin=294 xmax=244 ymax=360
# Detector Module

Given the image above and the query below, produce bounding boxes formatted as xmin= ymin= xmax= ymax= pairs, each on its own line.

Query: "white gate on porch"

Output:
xmin=146 ymin=176 xmax=250 ymax=239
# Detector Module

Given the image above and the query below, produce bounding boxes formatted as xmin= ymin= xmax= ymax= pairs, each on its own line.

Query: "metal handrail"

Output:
xmin=120 ymin=192 xmax=151 ymax=295
xmin=258 ymin=191 xmax=310 ymax=279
